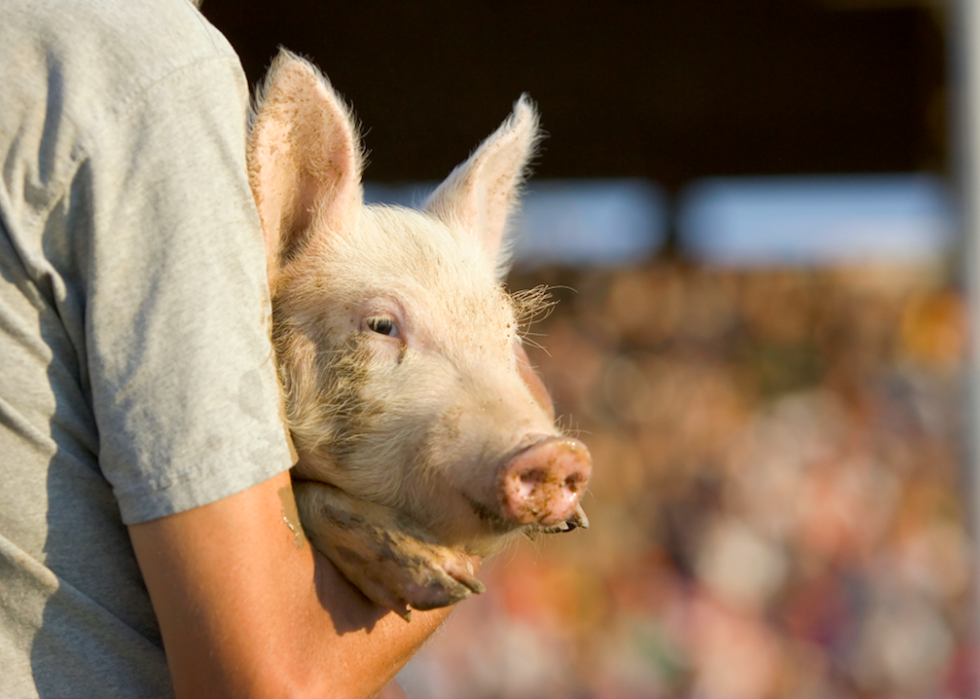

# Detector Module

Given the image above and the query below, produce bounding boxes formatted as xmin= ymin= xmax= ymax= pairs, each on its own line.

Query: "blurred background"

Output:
xmin=201 ymin=1 xmax=970 ymax=696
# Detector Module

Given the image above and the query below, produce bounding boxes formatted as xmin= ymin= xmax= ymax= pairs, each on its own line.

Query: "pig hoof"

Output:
xmin=401 ymin=547 xmax=485 ymax=612
xmin=294 ymin=482 xmax=488 ymax=618
xmin=342 ymin=543 xmax=484 ymax=617
xmin=405 ymin=577 xmax=475 ymax=611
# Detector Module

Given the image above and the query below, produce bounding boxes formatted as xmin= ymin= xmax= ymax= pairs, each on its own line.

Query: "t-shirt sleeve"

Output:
xmin=81 ymin=55 xmax=295 ymax=524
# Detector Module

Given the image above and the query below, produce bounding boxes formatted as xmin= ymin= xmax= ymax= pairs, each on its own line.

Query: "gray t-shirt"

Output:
xmin=0 ymin=1 xmax=295 ymax=695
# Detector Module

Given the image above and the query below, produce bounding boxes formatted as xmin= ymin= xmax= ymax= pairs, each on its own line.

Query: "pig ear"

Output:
xmin=424 ymin=95 xmax=540 ymax=279
xmin=247 ymin=49 xmax=363 ymax=289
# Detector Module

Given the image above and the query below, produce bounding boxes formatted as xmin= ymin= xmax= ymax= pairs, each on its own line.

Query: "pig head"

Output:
xmin=247 ymin=49 xmax=591 ymax=618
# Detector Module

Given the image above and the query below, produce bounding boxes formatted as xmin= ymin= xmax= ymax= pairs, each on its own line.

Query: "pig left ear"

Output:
xmin=424 ymin=95 xmax=540 ymax=279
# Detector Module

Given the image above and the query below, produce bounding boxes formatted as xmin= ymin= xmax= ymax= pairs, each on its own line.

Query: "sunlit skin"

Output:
xmin=129 ymin=471 xmax=451 ymax=699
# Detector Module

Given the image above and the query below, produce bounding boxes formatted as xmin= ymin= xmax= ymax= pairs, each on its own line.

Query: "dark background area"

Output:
xmin=202 ymin=0 xmax=945 ymax=191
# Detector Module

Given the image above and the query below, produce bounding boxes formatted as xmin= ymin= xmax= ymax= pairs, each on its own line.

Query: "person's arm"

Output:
xmin=129 ymin=470 xmax=452 ymax=699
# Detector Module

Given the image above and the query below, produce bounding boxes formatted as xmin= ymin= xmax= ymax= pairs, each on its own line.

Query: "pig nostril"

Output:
xmin=519 ymin=469 xmax=544 ymax=484
xmin=516 ymin=469 xmax=546 ymax=500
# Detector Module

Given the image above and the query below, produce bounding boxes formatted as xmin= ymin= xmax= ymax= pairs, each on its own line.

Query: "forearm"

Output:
xmin=297 ymin=549 xmax=452 ymax=697
xmin=130 ymin=471 xmax=453 ymax=699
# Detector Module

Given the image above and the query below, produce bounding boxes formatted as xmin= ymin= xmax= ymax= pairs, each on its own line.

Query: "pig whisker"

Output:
xmin=511 ymin=284 xmax=556 ymax=336
xmin=519 ymin=335 xmax=549 ymax=354
xmin=554 ymin=414 xmax=587 ymax=441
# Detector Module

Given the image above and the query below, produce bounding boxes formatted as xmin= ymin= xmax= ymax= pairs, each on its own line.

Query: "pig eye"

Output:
xmin=366 ymin=317 xmax=399 ymax=338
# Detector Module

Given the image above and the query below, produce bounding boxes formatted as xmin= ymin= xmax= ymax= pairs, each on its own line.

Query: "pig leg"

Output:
xmin=292 ymin=480 xmax=485 ymax=620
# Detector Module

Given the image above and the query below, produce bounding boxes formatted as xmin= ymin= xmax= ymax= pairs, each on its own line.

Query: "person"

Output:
xmin=0 ymin=1 xmax=457 ymax=696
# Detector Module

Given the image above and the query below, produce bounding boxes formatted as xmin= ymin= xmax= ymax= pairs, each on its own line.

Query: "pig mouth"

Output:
xmin=458 ymin=489 xmax=525 ymax=534
xmin=459 ymin=487 xmax=589 ymax=535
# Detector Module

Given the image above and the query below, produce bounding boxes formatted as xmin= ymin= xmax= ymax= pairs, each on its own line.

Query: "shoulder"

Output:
xmin=0 ymin=0 xmax=248 ymax=220
xmin=5 ymin=0 xmax=237 ymax=68
xmin=0 ymin=0 xmax=244 ymax=146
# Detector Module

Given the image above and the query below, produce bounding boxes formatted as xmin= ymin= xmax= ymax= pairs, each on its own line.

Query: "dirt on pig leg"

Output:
xmin=293 ymin=480 xmax=485 ymax=620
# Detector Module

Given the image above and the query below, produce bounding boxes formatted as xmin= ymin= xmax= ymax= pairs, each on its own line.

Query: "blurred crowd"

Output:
xmin=396 ymin=259 xmax=973 ymax=699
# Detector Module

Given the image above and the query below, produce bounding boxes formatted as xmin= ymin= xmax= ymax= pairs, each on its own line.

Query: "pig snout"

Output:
xmin=498 ymin=437 xmax=592 ymax=527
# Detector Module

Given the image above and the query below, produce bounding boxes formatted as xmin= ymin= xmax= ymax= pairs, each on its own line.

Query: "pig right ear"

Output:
xmin=248 ymin=49 xmax=363 ymax=290
xmin=424 ymin=96 xmax=540 ymax=280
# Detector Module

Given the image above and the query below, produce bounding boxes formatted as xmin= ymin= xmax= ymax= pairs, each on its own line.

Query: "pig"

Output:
xmin=246 ymin=49 xmax=592 ymax=620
